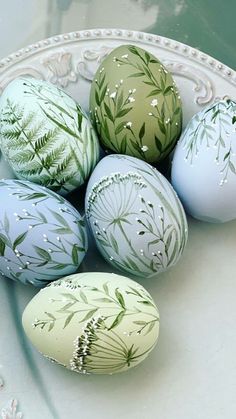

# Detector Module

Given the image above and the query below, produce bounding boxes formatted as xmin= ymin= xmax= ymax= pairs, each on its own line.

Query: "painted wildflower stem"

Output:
xmin=90 ymin=45 xmax=182 ymax=161
xmin=33 ymin=283 xmax=159 ymax=334
xmin=181 ymin=99 xmax=236 ymax=184
xmin=0 ymin=180 xmax=87 ymax=285
xmin=0 ymin=213 xmax=85 ymax=282
xmin=86 ymin=163 xmax=187 ymax=276
xmin=28 ymin=273 xmax=159 ymax=375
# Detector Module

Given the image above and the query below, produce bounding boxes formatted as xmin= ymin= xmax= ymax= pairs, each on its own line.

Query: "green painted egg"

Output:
xmin=22 ymin=272 xmax=160 ymax=375
xmin=0 ymin=77 xmax=100 ymax=195
xmin=90 ymin=44 xmax=182 ymax=163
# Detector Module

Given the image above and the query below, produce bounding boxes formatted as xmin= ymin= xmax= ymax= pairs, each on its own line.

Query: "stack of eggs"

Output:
xmin=0 ymin=44 xmax=235 ymax=375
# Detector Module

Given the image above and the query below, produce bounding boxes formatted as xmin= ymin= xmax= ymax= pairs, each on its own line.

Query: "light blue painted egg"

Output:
xmin=85 ymin=155 xmax=188 ymax=278
xmin=0 ymin=179 xmax=87 ymax=286
xmin=172 ymin=99 xmax=236 ymax=222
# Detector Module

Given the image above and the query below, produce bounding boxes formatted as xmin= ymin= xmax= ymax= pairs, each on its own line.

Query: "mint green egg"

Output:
xmin=0 ymin=77 xmax=100 ymax=195
xmin=90 ymin=44 xmax=182 ymax=163
xmin=22 ymin=272 xmax=160 ymax=375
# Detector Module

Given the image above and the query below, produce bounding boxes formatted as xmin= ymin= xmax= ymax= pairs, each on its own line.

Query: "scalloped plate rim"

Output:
xmin=0 ymin=28 xmax=235 ymax=85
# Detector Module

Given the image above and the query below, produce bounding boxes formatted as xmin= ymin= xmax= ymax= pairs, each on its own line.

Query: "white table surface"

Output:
xmin=1 ymin=215 xmax=236 ymax=419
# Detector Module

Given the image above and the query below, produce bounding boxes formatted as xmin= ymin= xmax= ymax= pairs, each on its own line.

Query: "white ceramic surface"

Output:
xmin=0 ymin=29 xmax=236 ymax=419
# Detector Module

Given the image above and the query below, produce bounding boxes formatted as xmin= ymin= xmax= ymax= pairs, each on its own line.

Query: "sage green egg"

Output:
xmin=90 ymin=44 xmax=182 ymax=163
xmin=22 ymin=272 xmax=160 ymax=375
xmin=0 ymin=77 xmax=100 ymax=195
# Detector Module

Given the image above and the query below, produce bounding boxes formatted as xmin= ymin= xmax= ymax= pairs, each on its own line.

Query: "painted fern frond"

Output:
xmin=35 ymin=174 xmax=55 ymax=187
xmin=10 ymin=149 xmax=35 ymax=165
xmin=34 ymin=128 xmax=59 ymax=154
xmin=41 ymin=143 xmax=66 ymax=169
xmin=17 ymin=161 xmax=43 ymax=176
xmin=0 ymin=127 xmax=22 ymax=141
xmin=58 ymin=173 xmax=78 ymax=186
xmin=21 ymin=111 xmax=35 ymax=131
xmin=51 ymin=153 xmax=73 ymax=177
xmin=2 ymin=100 xmax=23 ymax=123
xmin=27 ymin=123 xmax=43 ymax=141
xmin=5 ymin=99 xmax=24 ymax=120
xmin=2 ymin=137 xmax=27 ymax=151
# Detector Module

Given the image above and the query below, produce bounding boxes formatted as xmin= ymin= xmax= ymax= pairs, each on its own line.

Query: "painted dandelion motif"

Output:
xmin=86 ymin=156 xmax=188 ymax=277
xmin=70 ymin=317 xmax=155 ymax=374
xmin=86 ymin=171 xmax=147 ymax=225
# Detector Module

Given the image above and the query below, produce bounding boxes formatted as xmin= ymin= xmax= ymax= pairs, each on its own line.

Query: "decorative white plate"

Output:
xmin=1 ymin=29 xmax=236 ymax=419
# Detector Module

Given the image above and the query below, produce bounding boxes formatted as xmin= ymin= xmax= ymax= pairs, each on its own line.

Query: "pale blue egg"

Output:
xmin=85 ymin=154 xmax=188 ymax=278
xmin=172 ymin=99 xmax=236 ymax=222
xmin=0 ymin=179 xmax=87 ymax=286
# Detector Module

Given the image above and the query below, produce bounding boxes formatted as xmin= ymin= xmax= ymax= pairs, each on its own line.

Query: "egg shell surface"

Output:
xmin=90 ymin=44 xmax=182 ymax=163
xmin=0 ymin=77 xmax=100 ymax=195
xmin=22 ymin=272 xmax=160 ymax=375
xmin=0 ymin=179 xmax=87 ymax=286
xmin=171 ymin=99 xmax=236 ymax=222
xmin=85 ymin=155 xmax=188 ymax=278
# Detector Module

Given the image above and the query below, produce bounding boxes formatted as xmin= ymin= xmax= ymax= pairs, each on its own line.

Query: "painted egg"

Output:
xmin=172 ymin=99 xmax=236 ymax=222
xmin=0 ymin=179 xmax=87 ymax=286
xmin=85 ymin=155 xmax=188 ymax=277
xmin=22 ymin=272 xmax=160 ymax=375
xmin=0 ymin=77 xmax=100 ymax=195
xmin=90 ymin=44 xmax=182 ymax=163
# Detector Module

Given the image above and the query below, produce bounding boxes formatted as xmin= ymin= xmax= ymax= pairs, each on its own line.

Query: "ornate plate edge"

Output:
xmin=0 ymin=28 xmax=235 ymax=86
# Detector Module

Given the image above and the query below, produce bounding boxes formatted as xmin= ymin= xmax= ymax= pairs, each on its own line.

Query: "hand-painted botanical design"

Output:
xmin=86 ymin=156 xmax=188 ymax=277
xmin=70 ymin=317 xmax=156 ymax=374
xmin=0 ymin=180 xmax=87 ymax=286
xmin=180 ymin=99 xmax=236 ymax=185
xmin=0 ymin=77 xmax=99 ymax=195
xmin=30 ymin=274 xmax=159 ymax=374
xmin=1 ymin=399 xmax=23 ymax=419
xmin=90 ymin=44 xmax=182 ymax=163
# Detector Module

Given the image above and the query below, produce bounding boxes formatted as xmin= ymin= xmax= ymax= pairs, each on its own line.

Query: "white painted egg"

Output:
xmin=22 ymin=272 xmax=160 ymax=375
xmin=0 ymin=77 xmax=100 ymax=195
xmin=172 ymin=99 xmax=236 ymax=222
xmin=0 ymin=179 xmax=87 ymax=286
xmin=85 ymin=155 xmax=188 ymax=277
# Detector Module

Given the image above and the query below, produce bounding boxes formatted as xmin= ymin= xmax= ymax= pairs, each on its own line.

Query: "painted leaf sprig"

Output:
xmin=0 ymin=180 xmax=87 ymax=286
xmin=90 ymin=44 xmax=182 ymax=163
xmin=181 ymin=99 xmax=236 ymax=184
xmin=23 ymin=273 xmax=160 ymax=375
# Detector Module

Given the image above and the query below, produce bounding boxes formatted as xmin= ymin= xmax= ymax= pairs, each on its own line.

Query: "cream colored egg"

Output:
xmin=22 ymin=272 xmax=160 ymax=375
